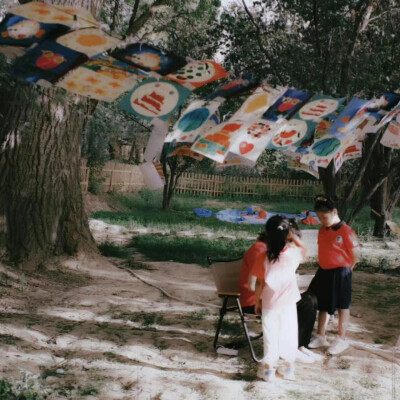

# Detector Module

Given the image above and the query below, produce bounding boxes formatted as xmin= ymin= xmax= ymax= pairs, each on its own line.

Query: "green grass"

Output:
xmin=98 ymin=241 xmax=132 ymax=259
xmin=0 ymin=378 xmax=43 ymax=400
xmin=130 ymin=235 xmax=252 ymax=266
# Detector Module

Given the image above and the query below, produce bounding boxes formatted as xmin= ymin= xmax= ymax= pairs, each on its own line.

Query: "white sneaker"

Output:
xmin=308 ymin=334 xmax=330 ymax=348
xmin=257 ymin=365 xmax=276 ymax=382
xmin=299 ymin=346 xmax=324 ymax=362
xmin=296 ymin=348 xmax=315 ymax=364
xmin=328 ymin=337 xmax=349 ymax=355
xmin=277 ymin=366 xmax=295 ymax=381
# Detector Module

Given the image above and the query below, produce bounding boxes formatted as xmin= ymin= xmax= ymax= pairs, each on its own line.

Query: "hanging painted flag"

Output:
xmin=328 ymin=97 xmax=371 ymax=137
xmin=56 ymin=28 xmax=122 ymax=57
xmin=191 ymin=120 xmax=247 ymax=163
xmin=229 ymin=119 xmax=279 ymax=162
xmin=165 ymin=59 xmax=228 ymax=90
xmin=153 ymin=162 xmax=165 ymax=181
xmin=261 ymin=88 xmax=310 ymax=122
xmin=286 ymin=153 xmax=319 ymax=179
xmin=285 ymin=95 xmax=346 ymax=153
xmin=266 ymin=119 xmax=308 ymax=150
xmin=362 ymin=92 xmax=400 ymax=124
xmin=216 ymin=152 xmax=256 ymax=169
xmin=140 ymin=162 xmax=164 ymax=190
xmin=380 ymin=115 xmax=400 ymax=149
xmin=10 ymin=2 xmax=98 ymax=29
xmin=119 ymin=78 xmax=191 ymax=122
xmin=333 ymin=150 xmax=344 ymax=173
xmin=0 ymin=14 xmax=70 ymax=47
xmin=377 ymin=101 xmax=400 ymax=128
xmin=113 ymin=42 xmax=187 ymax=76
xmin=206 ymin=73 xmax=258 ymax=100
xmin=343 ymin=140 xmax=362 ymax=161
xmin=167 ymin=141 xmax=204 ymax=160
xmin=231 ymin=83 xmax=286 ymax=122
xmin=57 ymin=64 xmax=139 ymax=102
xmin=9 ymin=39 xmax=87 ymax=84
xmin=168 ymin=99 xmax=222 ymax=143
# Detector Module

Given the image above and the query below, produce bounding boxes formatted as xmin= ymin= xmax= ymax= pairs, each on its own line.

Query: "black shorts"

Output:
xmin=309 ymin=267 xmax=352 ymax=315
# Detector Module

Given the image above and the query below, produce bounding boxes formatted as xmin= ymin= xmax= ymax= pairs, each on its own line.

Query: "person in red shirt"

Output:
xmin=238 ymin=231 xmax=268 ymax=314
xmin=308 ymin=196 xmax=360 ymax=355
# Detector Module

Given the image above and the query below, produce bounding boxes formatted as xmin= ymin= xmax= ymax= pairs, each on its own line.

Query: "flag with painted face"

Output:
xmin=119 ymin=78 xmax=191 ymax=122
xmin=261 ymin=88 xmax=310 ymax=122
xmin=168 ymin=99 xmax=222 ymax=143
xmin=285 ymin=95 xmax=346 ymax=153
xmin=113 ymin=43 xmax=187 ymax=76
xmin=229 ymin=119 xmax=279 ymax=162
xmin=205 ymin=73 xmax=258 ymax=100
xmin=10 ymin=1 xmax=98 ymax=29
xmin=231 ymin=83 xmax=286 ymax=122
xmin=9 ymin=39 xmax=87 ymax=84
xmin=0 ymin=14 xmax=70 ymax=47
xmin=343 ymin=140 xmax=362 ymax=161
xmin=191 ymin=120 xmax=248 ymax=163
xmin=56 ymin=27 xmax=122 ymax=57
xmin=165 ymin=59 xmax=228 ymax=90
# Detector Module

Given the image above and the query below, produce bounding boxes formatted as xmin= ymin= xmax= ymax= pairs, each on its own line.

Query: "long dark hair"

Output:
xmin=265 ymin=215 xmax=290 ymax=263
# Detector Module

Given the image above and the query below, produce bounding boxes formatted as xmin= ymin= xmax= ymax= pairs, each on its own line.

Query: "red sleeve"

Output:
xmin=342 ymin=225 xmax=359 ymax=250
xmin=247 ymin=242 xmax=266 ymax=280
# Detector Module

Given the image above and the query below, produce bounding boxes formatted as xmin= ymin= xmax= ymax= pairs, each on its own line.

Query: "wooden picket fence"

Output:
xmin=175 ymin=173 xmax=321 ymax=199
xmin=80 ymin=161 xmax=321 ymax=200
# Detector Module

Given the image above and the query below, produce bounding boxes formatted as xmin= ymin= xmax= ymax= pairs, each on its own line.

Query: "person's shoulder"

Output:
xmin=254 ymin=241 xmax=267 ymax=251
xmin=341 ymin=222 xmax=358 ymax=236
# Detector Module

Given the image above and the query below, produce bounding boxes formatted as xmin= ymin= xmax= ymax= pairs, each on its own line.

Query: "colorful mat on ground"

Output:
xmin=200 ymin=206 xmax=321 ymax=225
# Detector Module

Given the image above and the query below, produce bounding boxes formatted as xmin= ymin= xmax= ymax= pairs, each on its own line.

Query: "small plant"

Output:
xmin=187 ymin=310 xmax=209 ymax=321
xmin=98 ymin=242 xmax=131 ymax=259
xmin=336 ymin=357 xmax=351 ymax=370
xmin=0 ymin=377 xmax=43 ymax=400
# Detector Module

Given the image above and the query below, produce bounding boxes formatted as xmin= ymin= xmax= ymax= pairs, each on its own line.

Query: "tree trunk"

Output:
xmin=318 ymin=161 xmax=337 ymax=199
xmin=0 ymin=0 xmax=102 ymax=268
xmin=371 ymin=180 xmax=387 ymax=238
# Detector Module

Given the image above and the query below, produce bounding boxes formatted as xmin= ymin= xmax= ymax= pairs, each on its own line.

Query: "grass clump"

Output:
xmin=0 ymin=377 xmax=43 ymax=400
xmin=130 ymin=235 xmax=251 ymax=266
xmin=98 ymin=242 xmax=131 ymax=259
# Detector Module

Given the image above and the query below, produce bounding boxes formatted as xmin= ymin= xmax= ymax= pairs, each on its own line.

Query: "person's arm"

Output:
xmin=288 ymin=232 xmax=307 ymax=260
xmin=254 ymin=278 xmax=264 ymax=315
xmin=350 ymin=247 xmax=360 ymax=269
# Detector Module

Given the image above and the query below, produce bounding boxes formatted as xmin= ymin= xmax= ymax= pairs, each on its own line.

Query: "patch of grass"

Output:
xmin=194 ymin=341 xmax=208 ymax=353
xmin=219 ymin=319 xmax=243 ymax=337
xmin=186 ymin=310 xmax=209 ymax=321
xmin=0 ymin=334 xmax=21 ymax=346
xmin=130 ymin=236 xmax=252 ymax=266
xmin=77 ymin=385 xmax=99 ymax=396
xmin=119 ymin=312 xmax=164 ymax=327
xmin=56 ymin=321 xmax=80 ymax=334
xmin=0 ymin=378 xmax=43 ymax=400
xmin=98 ymin=242 xmax=131 ymax=259
xmin=336 ymin=357 xmax=351 ymax=370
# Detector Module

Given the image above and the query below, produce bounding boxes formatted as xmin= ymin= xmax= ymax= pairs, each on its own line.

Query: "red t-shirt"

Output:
xmin=318 ymin=221 xmax=359 ymax=269
xmin=239 ymin=241 xmax=267 ymax=307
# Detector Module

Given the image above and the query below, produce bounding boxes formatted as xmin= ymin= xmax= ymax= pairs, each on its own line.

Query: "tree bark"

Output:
xmin=0 ymin=0 xmax=102 ymax=268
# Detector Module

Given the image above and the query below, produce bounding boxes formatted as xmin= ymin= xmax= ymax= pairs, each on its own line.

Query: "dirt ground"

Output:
xmin=0 ymin=200 xmax=399 ymax=399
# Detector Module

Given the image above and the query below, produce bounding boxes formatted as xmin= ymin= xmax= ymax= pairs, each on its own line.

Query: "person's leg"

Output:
xmin=338 ymin=308 xmax=350 ymax=339
xmin=278 ymin=303 xmax=297 ymax=380
xmin=317 ymin=311 xmax=329 ymax=336
xmin=257 ymin=309 xmax=279 ymax=382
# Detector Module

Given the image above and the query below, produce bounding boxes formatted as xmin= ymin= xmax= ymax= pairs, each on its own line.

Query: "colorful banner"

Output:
xmin=140 ymin=162 xmax=164 ymax=190
xmin=166 ymin=59 xmax=228 ymax=90
xmin=216 ymin=152 xmax=256 ymax=168
xmin=57 ymin=65 xmax=139 ymax=102
xmin=231 ymin=83 xmax=286 ymax=122
xmin=191 ymin=120 xmax=247 ymax=163
xmin=119 ymin=78 xmax=191 ymax=122
xmin=206 ymin=73 xmax=258 ymax=100
xmin=286 ymin=153 xmax=319 ymax=179
xmin=10 ymin=2 xmax=98 ymax=29
xmin=268 ymin=94 xmax=345 ymax=151
xmin=0 ymin=14 xmax=70 ymax=47
xmin=262 ymin=88 xmax=310 ymax=122
xmin=380 ymin=116 xmax=400 ymax=149
xmin=168 ymin=99 xmax=222 ymax=143
xmin=9 ymin=39 xmax=87 ymax=84
xmin=343 ymin=140 xmax=362 ymax=161
xmin=229 ymin=119 xmax=279 ymax=162
xmin=113 ymin=43 xmax=187 ymax=76
xmin=57 ymin=28 xmax=122 ymax=57
xmin=167 ymin=141 xmax=204 ymax=160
